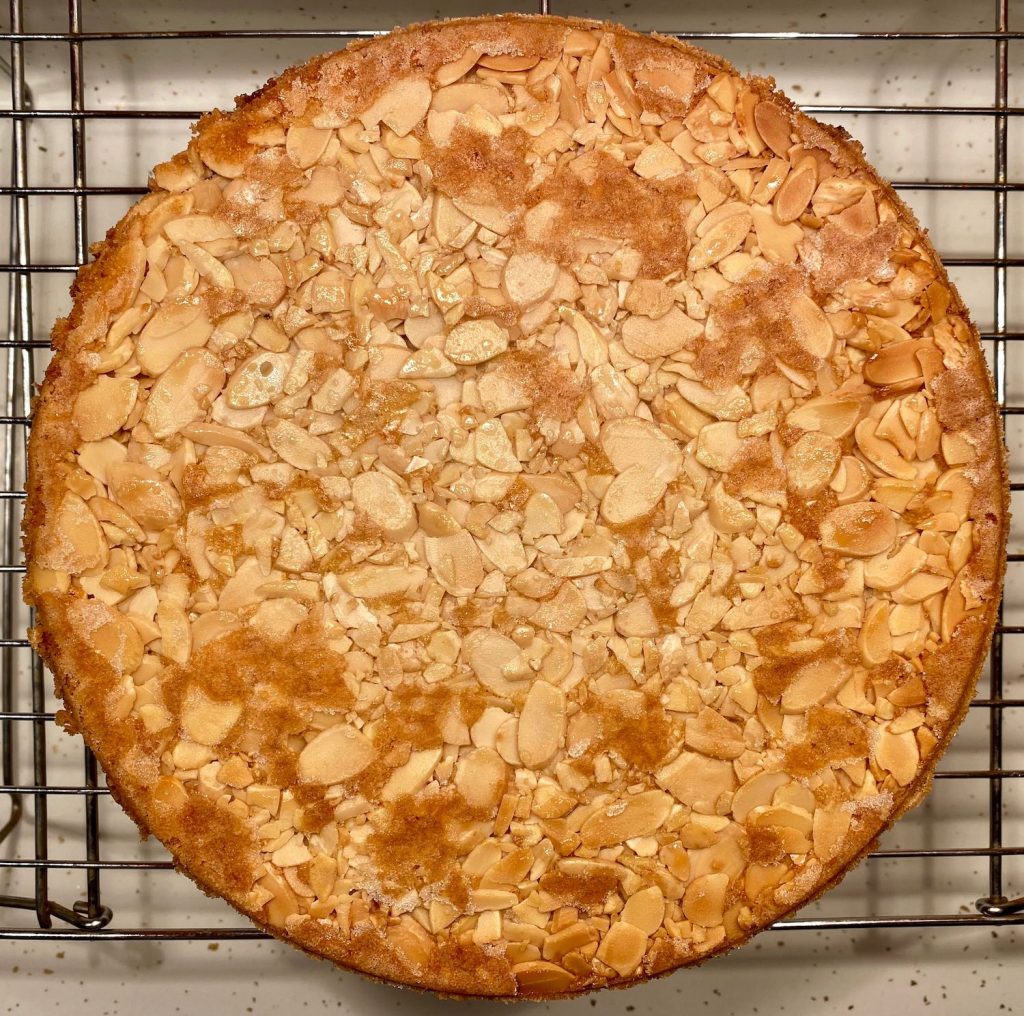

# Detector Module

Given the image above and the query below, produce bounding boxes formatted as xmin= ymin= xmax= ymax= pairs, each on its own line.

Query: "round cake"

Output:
xmin=24 ymin=15 xmax=1006 ymax=997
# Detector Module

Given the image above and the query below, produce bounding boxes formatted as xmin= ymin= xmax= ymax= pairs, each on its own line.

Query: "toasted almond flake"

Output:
xmin=780 ymin=658 xmax=852 ymax=713
xmin=339 ymin=564 xmax=426 ymax=599
xmin=266 ymin=419 xmax=333 ymax=470
xmin=785 ymin=431 xmax=840 ymax=496
xmin=600 ymin=466 xmax=667 ymax=527
xmin=351 ymin=472 xmax=416 ymax=541
xmin=600 ymin=417 xmax=682 ymax=483
xmin=682 ymin=872 xmax=729 ymax=927
xmin=596 ymin=921 xmax=648 ymax=977
xmin=621 ymin=306 xmax=703 ymax=358
xmin=444 ymin=319 xmax=509 ymax=365
xmin=820 ymin=502 xmax=897 ymax=558
xmin=72 ymin=377 xmax=139 ymax=442
xmin=358 ymin=76 xmax=431 ymax=136
xmin=579 ymin=790 xmax=673 ymax=848
xmin=136 ymin=303 xmax=214 ymax=376
xmin=181 ymin=689 xmax=241 ymax=745
xmin=503 ymin=253 xmax=559 ymax=306
xmin=773 ymin=155 xmax=817 ymax=223
xmin=656 ymin=751 xmax=735 ymax=811
xmin=298 ymin=724 xmax=375 ymax=784
xmin=518 ymin=681 xmax=566 ymax=769
xmin=687 ymin=213 xmax=752 ymax=271
xmin=143 ymin=348 xmax=225 ymax=440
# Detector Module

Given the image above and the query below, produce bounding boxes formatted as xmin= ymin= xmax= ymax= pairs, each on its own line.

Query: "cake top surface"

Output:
xmin=24 ymin=14 xmax=1006 ymax=998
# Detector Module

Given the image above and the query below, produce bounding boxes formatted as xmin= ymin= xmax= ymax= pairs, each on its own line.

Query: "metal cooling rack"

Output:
xmin=1 ymin=0 xmax=1022 ymax=945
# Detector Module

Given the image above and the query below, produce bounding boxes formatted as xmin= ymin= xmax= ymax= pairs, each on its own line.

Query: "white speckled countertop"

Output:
xmin=2 ymin=1 xmax=1022 ymax=1013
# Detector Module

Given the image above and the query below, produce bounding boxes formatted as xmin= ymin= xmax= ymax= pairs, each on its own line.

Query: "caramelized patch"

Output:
xmin=496 ymin=348 xmax=584 ymax=423
xmin=364 ymin=788 xmax=484 ymax=909
xmin=696 ymin=267 xmax=818 ymax=390
xmin=160 ymin=624 xmax=354 ymax=799
xmin=800 ymin=221 xmax=899 ymax=296
xmin=786 ymin=488 xmax=837 ymax=541
xmin=517 ymin=150 xmax=697 ymax=276
xmin=496 ymin=476 xmax=532 ymax=512
xmin=540 ymin=867 xmax=620 ymax=911
xmin=784 ymin=705 xmax=869 ymax=777
xmin=744 ymin=824 xmax=787 ymax=865
xmin=723 ymin=436 xmax=786 ymax=506
xmin=180 ymin=461 xmax=244 ymax=512
xmin=423 ymin=123 xmax=533 ymax=212
xmin=339 ymin=380 xmax=422 ymax=447
xmin=585 ymin=692 xmax=677 ymax=773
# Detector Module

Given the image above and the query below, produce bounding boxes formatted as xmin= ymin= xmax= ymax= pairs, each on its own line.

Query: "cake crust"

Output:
xmin=24 ymin=15 xmax=1007 ymax=998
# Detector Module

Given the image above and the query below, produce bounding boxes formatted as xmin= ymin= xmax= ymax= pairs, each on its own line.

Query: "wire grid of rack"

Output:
xmin=0 ymin=0 xmax=1022 ymax=945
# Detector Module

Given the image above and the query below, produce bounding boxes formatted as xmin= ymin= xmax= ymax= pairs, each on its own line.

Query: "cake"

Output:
xmin=23 ymin=15 xmax=1007 ymax=997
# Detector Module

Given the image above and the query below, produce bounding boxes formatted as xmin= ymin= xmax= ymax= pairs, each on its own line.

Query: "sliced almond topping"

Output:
xmin=600 ymin=466 xmax=667 ymax=527
xmin=621 ymin=306 xmax=703 ymax=358
xmin=732 ymin=771 xmax=790 ymax=822
xmin=676 ymin=378 xmax=751 ymax=421
xmin=444 ymin=319 xmax=509 ymax=365
xmin=874 ymin=726 xmax=920 ymax=787
xmin=621 ymin=885 xmax=666 ymax=936
xmin=786 ymin=395 xmax=862 ymax=439
xmin=789 ymin=295 xmax=833 ymax=359
xmin=752 ymin=101 xmax=792 ymax=157
xmin=596 ymin=921 xmax=648 ymax=977
xmin=579 ymin=790 xmax=673 ymax=848
xmin=513 ymin=961 xmax=575 ymax=994
xmin=266 ymin=419 xmax=332 ymax=470
xmin=181 ymin=689 xmax=241 ymax=745
xmin=859 ymin=600 xmax=894 ymax=667
xmin=381 ymin=747 xmax=442 ymax=801
xmin=72 ymin=377 xmax=139 ymax=441
xmin=780 ymin=658 xmax=852 ymax=713
xmin=656 ymin=751 xmax=736 ymax=811
xmin=682 ymin=872 xmax=729 ymax=928
xmin=48 ymin=491 xmax=109 ymax=573
xmin=285 ymin=125 xmax=332 ymax=169
xmin=684 ymin=707 xmax=745 ymax=759
xmin=600 ymin=417 xmax=682 ymax=482
xmin=863 ymin=339 xmax=926 ymax=388
xmin=864 ymin=543 xmax=927 ymax=591
xmin=107 ymin=462 xmax=182 ymax=529
xmin=425 ymin=531 xmax=484 ymax=596
xmin=339 ymin=564 xmax=425 ymax=599
xmin=351 ymin=472 xmax=416 ymax=541
xmin=687 ymin=213 xmax=752 ymax=272
xmin=143 ymin=348 xmax=226 ymax=440
xmin=297 ymin=724 xmax=375 ymax=784
xmin=855 ymin=418 xmax=917 ymax=481
xmin=225 ymin=352 xmax=292 ymax=410
xmin=820 ymin=502 xmax=897 ymax=558
xmin=136 ymin=303 xmax=214 ymax=376
xmin=455 ymin=747 xmax=507 ymax=809
xmin=358 ymin=76 xmax=432 ymax=136
xmin=502 ymin=253 xmax=559 ymax=306
xmin=773 ymin=155 xmax=817 ymax=224
xmin=518 ymin=681 xmax=566 ymax=769
xmin=785 ymin=432 xmax=840 ymax=496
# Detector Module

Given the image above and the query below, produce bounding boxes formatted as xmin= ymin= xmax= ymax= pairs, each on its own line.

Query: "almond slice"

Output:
xmin=579 ymin=790 xmax=673 ymax=848
xmin=297 ymin=724 xmax=375 ymax=784
xmin=518 ymin=681 xmax=566 ymax=769
xmin=72 ymin=377 xmax=139 ymax=441
xmin=600 ymin=466 xmax=667 ymax=526
xmin=621 ymin=305 xmax=703 ymax=358
xmin=820 ymin=502 xmax=897 ymax=558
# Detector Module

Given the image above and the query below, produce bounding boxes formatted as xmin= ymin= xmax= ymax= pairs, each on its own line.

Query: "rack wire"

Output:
xmin=1 ymin=0 xmax=1022 ymax=945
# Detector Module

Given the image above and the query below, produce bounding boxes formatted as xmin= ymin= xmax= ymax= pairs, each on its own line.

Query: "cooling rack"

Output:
xmin=1 ymin=0 xmax=1022 ymax=946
